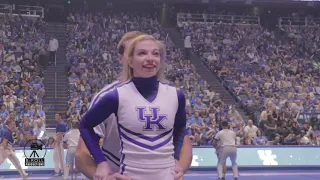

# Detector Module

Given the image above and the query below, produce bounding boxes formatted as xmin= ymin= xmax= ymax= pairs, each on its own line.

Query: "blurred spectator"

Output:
xmin=46 ymin=137 xmax=55 ymax=148
xmin=184 ymin=34 xmax=192 ymax=60
xmin=244 ymin=120 xmax=258 ymax=139
xmin=18 ymin=121 xmax=33 ymax=147
xmin=49 ymin=36 xmax=59 ymax=65
xmin=253 ymin=130 xmax=268 ymax=145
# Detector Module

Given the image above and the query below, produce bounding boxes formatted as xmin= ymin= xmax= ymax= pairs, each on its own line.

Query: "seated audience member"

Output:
xmin=253 ymin=130 xmax=268 ymax=145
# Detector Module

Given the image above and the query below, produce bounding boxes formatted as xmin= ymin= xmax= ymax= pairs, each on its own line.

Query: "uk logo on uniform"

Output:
xmin=136 ymin=107 xmax=167 ymax=131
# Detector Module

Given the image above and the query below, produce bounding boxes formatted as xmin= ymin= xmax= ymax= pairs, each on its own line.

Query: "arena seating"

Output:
xmin=178 ymin=12 xmax=320 ymax=145
xmin=0 ymin=15 xmax=47 ymax=147
xmin=65 ymin=12 xmax=243 ymax=146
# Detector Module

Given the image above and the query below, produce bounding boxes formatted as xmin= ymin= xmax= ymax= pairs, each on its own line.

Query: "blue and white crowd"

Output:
xmin=65 ymin=11 xmax=320 ymax=146
xmin=1 ymin=10 xmax=319 ymax=148
xmin=179 ymin=12 xmax=320 ymax=145
xmin=0 ymin=15 xmax=47 ymax=147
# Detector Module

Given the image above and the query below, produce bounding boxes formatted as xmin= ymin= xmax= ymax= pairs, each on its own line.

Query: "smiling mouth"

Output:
xmin=143 ymin=65 xmax=156 ymax=69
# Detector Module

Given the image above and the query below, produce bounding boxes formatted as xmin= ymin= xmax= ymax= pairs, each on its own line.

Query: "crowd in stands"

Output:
xmin=65 ymin=12 xmax=242 ymax=146
xmin=179 ymin=12 xmax=320 ymax=145
xmin=2 ymin=10 xmax=319 ymax=148
xmin=0 ymin=15 xmax=47 ymax=147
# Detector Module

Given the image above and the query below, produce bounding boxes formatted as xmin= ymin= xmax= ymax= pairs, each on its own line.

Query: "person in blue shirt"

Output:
xmin=29 ymin=76 xmax=45 ymax=97
xmin=0 ymin=104 xmax=10 ymax=123
xmin=253 ymin=130 xmax=268 ymax=145
xmin=0 ymin=120 xmax=30 ymax=179
xmin=32 ymin=104 xmax=46 ymax=120
xmin=52 ymin=113 xmax=67 ymax=177
xmin=18 ymin=121 xmax=34 ymax=147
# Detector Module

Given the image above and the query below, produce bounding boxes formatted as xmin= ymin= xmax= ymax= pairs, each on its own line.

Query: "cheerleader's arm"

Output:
xmin=179 ymin=134 xmax=193 ymax=172
xmin=173 ymin=90 xmax=187 ymax=160
xmin=79 ymin=89 xmax=118 ymax=165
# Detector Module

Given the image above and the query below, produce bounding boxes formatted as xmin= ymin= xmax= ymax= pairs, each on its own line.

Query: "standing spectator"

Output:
xmin=52 ymin=113 xmax=66 ymax=177
xmin=49 ymin=37 xmax=59 ymax=65
xmin=184 ymin=34 xmax=192 ymax=60
xmin=214 ymin=121 xmax=239 ymax=180
xmin=63 ymin=121 xmax=80 ymax=180
xmin=38 ymin=45 xmax=48 ymax=69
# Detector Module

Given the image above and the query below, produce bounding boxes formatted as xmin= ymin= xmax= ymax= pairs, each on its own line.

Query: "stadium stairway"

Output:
xmin=164 ymin=27 xmax=250 ymax=121
xmin=43 ymin=23 xmax=69 ymax=131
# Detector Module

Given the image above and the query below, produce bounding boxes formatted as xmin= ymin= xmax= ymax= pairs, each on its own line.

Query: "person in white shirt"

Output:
xmin=244 ymin=120 xmax=258 ymax=139
xmin=63 ymin=121 xmax=80 ymax=180
xmin=49 ymin=37 xmax=59 ymax=65
xmin=184 ymin=35 xmax=192 ymax=60
xmin=4 ymin=98 xmax=15 ymax=112
xmin=207 ymin=52 xmax=217 ymax=62
xmin=10 ymin=62 xmax=22 ymax=73
xmin=214 ymin=121 xmax=239 ymax=180
xmin=214 ymin=138 xmax=227 ymax=179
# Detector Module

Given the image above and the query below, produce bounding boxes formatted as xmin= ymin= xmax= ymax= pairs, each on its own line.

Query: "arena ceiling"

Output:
xmin=1 ymin=0 xmax=319 ymax=8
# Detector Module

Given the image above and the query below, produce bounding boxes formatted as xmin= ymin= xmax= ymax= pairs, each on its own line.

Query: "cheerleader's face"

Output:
xmin=129 ymin=39 xmax=161 ymax=78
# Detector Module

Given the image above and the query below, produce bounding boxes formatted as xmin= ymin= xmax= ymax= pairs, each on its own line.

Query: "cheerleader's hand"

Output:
xmin=106 ymin=172 xmax=131 ymax=180
xmin=94 ymin=161 xmax=112 ymax=180
xmin=174 ymin=160 xmax=184 ymax=180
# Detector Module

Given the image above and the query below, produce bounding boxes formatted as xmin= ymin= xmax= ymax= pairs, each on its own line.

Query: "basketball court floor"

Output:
xmin=1 ymin=170 xmax=319 ymax=180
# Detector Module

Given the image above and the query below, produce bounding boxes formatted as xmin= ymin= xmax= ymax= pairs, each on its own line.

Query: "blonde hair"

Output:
xmin=121 ymin=35 xmax=167 ymax=83
xmin=117 ymin=31 xmax=146 ymax=53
